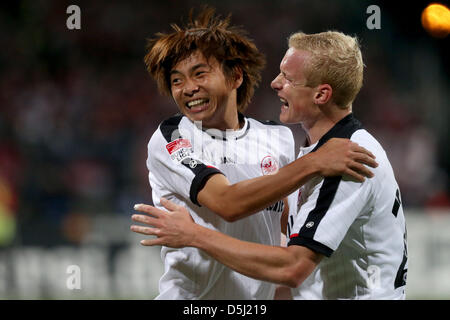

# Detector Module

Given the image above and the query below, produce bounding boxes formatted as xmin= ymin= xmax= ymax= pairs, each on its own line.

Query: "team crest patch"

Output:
xmin=260 ymin=155 xmax=279 ymax=175
xmin=166 ymin=138 xmax=193 ymax=162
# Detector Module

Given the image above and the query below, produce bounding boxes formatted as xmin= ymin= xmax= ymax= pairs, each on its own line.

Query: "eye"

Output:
xmin=281 ymin=73 xmax=293 ymax=83
xmin=171 ymin=77 xmax=182 ymax=85
xmin=195 ymin=71 xmax=206 ymax=77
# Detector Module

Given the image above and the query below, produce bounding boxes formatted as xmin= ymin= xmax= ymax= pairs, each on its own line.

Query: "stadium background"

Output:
xmin=0 ymin=0 xmax=448 ymax=299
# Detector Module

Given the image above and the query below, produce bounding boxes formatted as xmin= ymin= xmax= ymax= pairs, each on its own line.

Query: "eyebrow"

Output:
xmin=170 ymin=63 xmax=209 ymax=76
xmin=281 ymin=71 xmax=291 ymax=80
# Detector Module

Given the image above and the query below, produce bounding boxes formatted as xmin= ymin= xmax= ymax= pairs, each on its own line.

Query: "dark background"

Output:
xmin=0 ymin=0 xmax=448 ymax=248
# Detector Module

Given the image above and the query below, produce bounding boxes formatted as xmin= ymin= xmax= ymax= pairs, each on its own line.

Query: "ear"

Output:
xmin=313 ymin=84 xmax=332 ymax=105
xmin=231 ymin=67 xmax=244 ymax=90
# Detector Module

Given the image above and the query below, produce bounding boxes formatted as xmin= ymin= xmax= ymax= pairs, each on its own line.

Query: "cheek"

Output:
xmin=171 ymin=91 xmax=183 ymax=106
xmin=288 ymin=101 xmax=305 ymax=119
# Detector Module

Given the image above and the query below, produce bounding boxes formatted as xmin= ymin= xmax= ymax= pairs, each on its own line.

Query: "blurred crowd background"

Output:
xmin=0 ymin=0 xmax=449 ymax=298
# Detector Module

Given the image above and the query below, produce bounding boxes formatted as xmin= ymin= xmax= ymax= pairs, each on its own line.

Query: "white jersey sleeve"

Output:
xmin=146 ymin=116 xmax=224 ymax=206
xmin=288 ymin=173 xmax=373 ymax=256
xmin=287 ymin=113 xmax=372 ymax=256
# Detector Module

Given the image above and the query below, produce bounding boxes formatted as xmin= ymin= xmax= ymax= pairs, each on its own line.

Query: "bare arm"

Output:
xmin=131 ymin=199 xmax=323 ymax=288
xmin=198 ymin=138 xmax=377 ymax=222
xmin=280 ymin=198 xmax=289 ymax=235
xmin=274 ymin=232 xmax=293 ymax=299
xmin=189 ymin=223 xmax=321 ymax=288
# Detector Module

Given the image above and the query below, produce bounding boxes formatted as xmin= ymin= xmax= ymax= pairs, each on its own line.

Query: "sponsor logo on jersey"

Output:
xmin=166 ymin=138 xmax=192 ymax=154
xmin=188 ymin=159 xmax=198 ymax=168
xmin=166 ymin=139 xmax=193 ymax=162
xmin=260 ymin=155 xmax=279 ymax=175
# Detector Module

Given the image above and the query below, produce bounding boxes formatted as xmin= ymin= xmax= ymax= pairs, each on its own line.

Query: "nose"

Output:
xmin=271 ymin=73 xmax=282 ymax=91
xmin=183 ymin=78 xmax=199 ymax=96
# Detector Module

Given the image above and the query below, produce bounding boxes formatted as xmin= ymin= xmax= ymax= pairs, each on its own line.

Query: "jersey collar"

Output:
xmin=199 ymin=113 xmax=250 ymax=141
xmin=311 ymin=113 xmax=363 ymax=152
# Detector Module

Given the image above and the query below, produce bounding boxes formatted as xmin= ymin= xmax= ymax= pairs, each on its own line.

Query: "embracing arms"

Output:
xmin=131 ymin=199 xmax=321 ymax=288
xmin=197 ymin=138 xmax=377 ymax=222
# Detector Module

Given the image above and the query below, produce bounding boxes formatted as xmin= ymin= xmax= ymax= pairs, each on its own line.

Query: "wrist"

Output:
xmin=189 ymin=223 xmax=205 ymax=249
xmin=300 ymin=153 xmax=321 ymax=178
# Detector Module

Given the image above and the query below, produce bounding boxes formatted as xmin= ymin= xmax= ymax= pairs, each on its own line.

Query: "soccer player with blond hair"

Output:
xmin=135 ymin=8 xmax=377 ymax=299
xmin=133 ymin=30 xmax=407 ymax=300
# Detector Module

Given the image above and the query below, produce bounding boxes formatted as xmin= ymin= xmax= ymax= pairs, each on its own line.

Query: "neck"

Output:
xmin=204 ymin=109 xmax=241 ymax=131
xmin=222 ymin=106 xmax=242 ymax=130
xmin=304 ymin=106 xmax=352 ymax=145
xmin=204 ymin=93 xmax=242 ymax=131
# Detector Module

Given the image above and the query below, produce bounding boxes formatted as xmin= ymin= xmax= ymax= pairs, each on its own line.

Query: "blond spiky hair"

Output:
xmin=289 ymin=31 xmax=364 ymax=108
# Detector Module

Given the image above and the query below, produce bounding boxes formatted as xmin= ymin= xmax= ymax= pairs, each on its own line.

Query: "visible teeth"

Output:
xmin=187 ymin=99 xmax=209 ymax=108
xmin=280 ymin=98 xmax=289 ymax=106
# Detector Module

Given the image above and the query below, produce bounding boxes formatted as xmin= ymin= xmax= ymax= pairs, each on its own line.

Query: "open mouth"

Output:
xmin=186 ymin=98 xmax=210 ymax=110
xmin=280 ymin=98 xmax=289 ymax=109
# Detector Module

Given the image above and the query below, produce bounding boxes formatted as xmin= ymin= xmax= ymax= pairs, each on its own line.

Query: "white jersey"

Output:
xmin=287 ymin=114 xmax=408 ymax=300
xmin=147 ymin=113 xmax=297 ymax=299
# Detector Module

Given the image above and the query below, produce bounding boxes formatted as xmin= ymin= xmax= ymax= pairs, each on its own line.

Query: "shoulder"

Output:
xmin=157 ymin=114 xmax=185 ymax=143
xmin=350 ymin=129 xmax=386 ymax=159
xmin=350 ymin=129 xmax=394 ymax=191
xmin=148 ymin=114 xmax=185 ymax=153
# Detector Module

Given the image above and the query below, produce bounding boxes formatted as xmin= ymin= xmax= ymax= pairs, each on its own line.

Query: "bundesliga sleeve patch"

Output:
xmin=166 ymin=138 xmax=193 ymax=163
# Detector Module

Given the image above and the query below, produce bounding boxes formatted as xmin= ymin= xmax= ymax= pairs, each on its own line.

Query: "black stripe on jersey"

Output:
xmin=392 ymin=189 xmax=401 ymax=217
xmin=288 ymin=113 xmax=363 ymax=257
xmin=394 ymin=252 xmax=408 ymax=289
xmin=288 ymin=176 xmax=340 ymax=257
xmin=311 ymin=113 xmax=363 ymax=152
xmin=288 ymin=237 xmax=333 ymax=257
xmin=159 ymin=114 xmax=223 ymax=206
xmin=159 ymin=114 xmax=184 ymax=142
xmin=394 ymin=228 xmax=408 ymax=288
xmin=255 ymin=119 xmax=284 ymax=126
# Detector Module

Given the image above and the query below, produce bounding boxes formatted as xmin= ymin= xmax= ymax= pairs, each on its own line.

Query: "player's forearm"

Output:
xmin=215 ymin=153 xmax=319 ymax=221
xmin=200 ymin=138 xmax=377 ymax=222
xmin=189 ymin=223 xmax=306 ymax=288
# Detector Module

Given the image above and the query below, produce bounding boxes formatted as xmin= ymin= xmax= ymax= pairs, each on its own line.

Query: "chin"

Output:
xmin=279 ymin=114 xmax=292 ymax=124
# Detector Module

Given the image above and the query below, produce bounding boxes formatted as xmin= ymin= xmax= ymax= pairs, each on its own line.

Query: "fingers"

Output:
xmin=133 ymin=203 xmax=163 ymax=217
xmin=351 ymin=144 xmax=375 ymax=160
xmin=130 ymin=224 xmax=158 ymax=236
xmin=344 ymin=159 xmax=377 ymax=181
xmin=131 ymin=202 xmax=175 ymax=248
xmin=351 ymin=147 xmax=378 ymax=169
xmin=130 ymin=222 xmax=166 ymax=247
xmin=353 ymin=153 xmax=378 ymax=169
xmin=344 ymin=169 xmax=365 ymax=183
xmin=131 ymin=213 xmax=161 ymax=227
xmin=160 ymin=197 xmax=181 ymax=211
xmin=348 ymin=141 xmax=378 ymax=170
xmin=140 ymin=238 xmax=164 ymax=246
xmin=130 ymin=221 xmax=166 ymax=247
xmin=349 ymin=161 xmax=373 ymax=179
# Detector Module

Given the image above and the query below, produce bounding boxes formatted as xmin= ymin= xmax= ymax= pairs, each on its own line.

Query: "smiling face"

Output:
xmin=170 ymin=51 xmax=242 ymax=130
xmin=271 ymin=48 xmax=320 ymax=126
